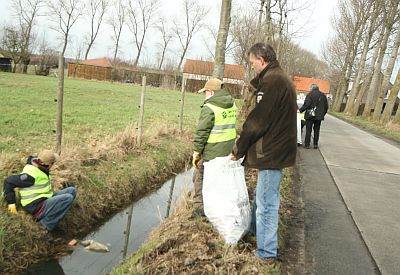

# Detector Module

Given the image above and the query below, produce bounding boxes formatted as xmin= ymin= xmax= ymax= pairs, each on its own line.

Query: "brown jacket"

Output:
xmin=233 ymin=61 xmax=297 ymax=169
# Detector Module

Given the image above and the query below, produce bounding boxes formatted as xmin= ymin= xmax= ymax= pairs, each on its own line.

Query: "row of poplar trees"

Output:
xmin=326 ymin=0 xmax=400 ymax=124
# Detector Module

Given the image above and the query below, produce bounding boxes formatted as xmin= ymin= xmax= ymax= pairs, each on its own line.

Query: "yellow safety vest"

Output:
xmin=204 ymin=103 xmax=237 ymax=143
xmin=19 ymin=164 xmax=53 ymax=207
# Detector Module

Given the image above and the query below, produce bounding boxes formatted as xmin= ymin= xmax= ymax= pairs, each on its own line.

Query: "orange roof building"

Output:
xmin=183 ymin=59 xmax=245 ymax=84
xmin=79 ymin=58 xmax=112 ymax=68
xmin=293 ymin=76 xmax=330 ymax=94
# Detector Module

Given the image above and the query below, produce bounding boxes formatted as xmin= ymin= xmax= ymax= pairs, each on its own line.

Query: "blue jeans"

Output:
xmin=36 ymin=187 xmax=76 ymax=231
xmin=250 ymin=169 xmax=282 ymax=259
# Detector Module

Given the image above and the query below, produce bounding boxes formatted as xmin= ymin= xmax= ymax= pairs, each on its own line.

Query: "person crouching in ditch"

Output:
xmin=3 ymin=149 xmax=76 ymax=232
xmin=191 ymin=78 xmax=237 ymax=217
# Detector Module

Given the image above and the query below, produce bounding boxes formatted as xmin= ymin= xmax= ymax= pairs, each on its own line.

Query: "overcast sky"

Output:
xmin=0 ymin=0 xmax=338 ymax=65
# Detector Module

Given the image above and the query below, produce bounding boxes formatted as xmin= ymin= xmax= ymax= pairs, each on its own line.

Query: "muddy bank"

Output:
xmin=0 ymin=126 xmax=193 ymax=274
xmin=111 ymin=168 xmax=293 ymax=274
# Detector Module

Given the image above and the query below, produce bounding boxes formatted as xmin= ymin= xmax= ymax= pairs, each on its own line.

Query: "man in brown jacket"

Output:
xmin=231 ymin=43 xmax=297 ymax=264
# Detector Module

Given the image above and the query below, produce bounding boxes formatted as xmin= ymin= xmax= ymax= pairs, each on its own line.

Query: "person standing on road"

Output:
xmin=299 ymin=84 xmax=329 ymax=149
xmin=192 ymin=78 xmax=237 ymax=217
xmin=3 ymin=150 xmax=76 ymax=232
xmin=231 ymin=43 xmax=297 ymax=264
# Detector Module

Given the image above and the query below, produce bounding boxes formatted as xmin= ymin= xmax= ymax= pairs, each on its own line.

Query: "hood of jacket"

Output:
xmin=204 ymin=89 xmax=235 ymax=108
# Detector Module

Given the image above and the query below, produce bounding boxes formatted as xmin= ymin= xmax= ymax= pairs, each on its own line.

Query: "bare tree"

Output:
xmin=156 ymin=18 xmax=173 ymax=70
xmin=362 ymin=0 xmax=399 ymax=118
xmin=1 ymin=25 xmax=24 ymax=73
xmin=230 ymin=9 xmax=258 ymax=76
xmin=108 ymin=0 xmax=126 ymax=63
xmin=373 ymin=29 xmax=400 ymax=120
xmin=213 ymin=0 xmax=232 ymax=79
xmin=84 ymin=0 xmax=109 ymax=60
xmin=173 ymin=0 xmax=208 ymax=70
xmin=330 ymin=0 xmax=369 ymax=112
xmin=350 ymin=25 xmax=385 ymax=116
xmin=34 ymin=35 xmax=58 ymax=76
xmin=344 ymin=1 xmax=379 ymax=114
xmin=127 ymin=0 xmax=159 ymax=67
xmin=12 ymin=0 xmax=43 ymax=73
xmin=47 ymin=0 xmax=82 ymax=154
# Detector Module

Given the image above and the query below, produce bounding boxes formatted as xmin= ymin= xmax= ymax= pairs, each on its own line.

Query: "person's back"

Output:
xmin=300 ymin=84 xmax=329 ymax=148
xmin=192 ymin=78 xmax=237 ymax=216
xmin=194 ymin=88 xmax=237 ymax=161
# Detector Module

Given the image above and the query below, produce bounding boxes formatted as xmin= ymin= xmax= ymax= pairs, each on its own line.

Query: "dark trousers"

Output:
xmin=193 ymin=160 xmax=205 ymax=209
xmin=305 ymin=119 xmax=322 ymax=146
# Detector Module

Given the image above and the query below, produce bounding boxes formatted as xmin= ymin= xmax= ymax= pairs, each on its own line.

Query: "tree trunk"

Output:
xmin=158 ymin=45 xmax=167 ymax=70
xmin=257 ymin=0 xmax=265 ymax=37
xmin=394 ymin=101 xmax=400 ymax=124
xmin=351 ymin=26 xmax=384 ymax=116
xmin=212 ymin=0 xmax=232 ymax=79
xmin=362 ymin=30 xmax=391 ymax=118
xmin=373 ymin=29 xmax=400 ymax=121
xmin=380 ymin=67 xmax=400 ymax=123
xmin=345 ymin=12 xmax=378 ymax=114
xmin=56 ymin=54 xmax=65 ymax=154
xmin=264 ymin=0 xmax=271 ymax=42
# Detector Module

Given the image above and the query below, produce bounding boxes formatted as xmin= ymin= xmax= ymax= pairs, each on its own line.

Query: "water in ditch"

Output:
xmin=24 ymin=168 xmax=194 ymax=275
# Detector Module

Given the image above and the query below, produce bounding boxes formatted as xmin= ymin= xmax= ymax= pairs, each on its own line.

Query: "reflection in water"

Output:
xmin=24 ymin=169 xmax=193 ymax=275
xmin=24 ymin=259 xmax=65 ymax=275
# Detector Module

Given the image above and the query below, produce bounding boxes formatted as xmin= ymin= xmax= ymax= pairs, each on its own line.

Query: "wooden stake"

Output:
xmin=179 ymin=74 xmax=186 ymax=132
xmin=136 ymin=75 xmax=146 ymax=147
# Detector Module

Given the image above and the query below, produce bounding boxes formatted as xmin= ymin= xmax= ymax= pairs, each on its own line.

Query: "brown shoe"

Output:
xmin=256 ymin=257 xmax=277 ymax=267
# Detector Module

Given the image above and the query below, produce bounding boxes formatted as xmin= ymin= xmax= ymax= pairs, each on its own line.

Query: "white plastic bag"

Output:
xmin=203 ymin=156 xmax=250 ymax=244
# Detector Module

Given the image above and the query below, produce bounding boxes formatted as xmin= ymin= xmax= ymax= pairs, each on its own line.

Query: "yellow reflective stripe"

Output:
xmin=20 ymin=191 xmax=52 ymax=200
xmin=212 ymin=124 xmax=236 ymax=130
xmin=21 ymin=182 xmax=51 ymax=191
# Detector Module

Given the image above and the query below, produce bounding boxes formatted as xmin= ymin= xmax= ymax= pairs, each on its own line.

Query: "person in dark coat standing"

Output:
xmin=299 ymin=84 xmax=329 ymax=149
xmin=231 ymin=43 xmax=297 ymax=265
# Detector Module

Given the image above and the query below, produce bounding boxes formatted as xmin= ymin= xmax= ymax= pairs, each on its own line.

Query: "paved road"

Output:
xmin=299 ymin=114 xmax=400 ymax=275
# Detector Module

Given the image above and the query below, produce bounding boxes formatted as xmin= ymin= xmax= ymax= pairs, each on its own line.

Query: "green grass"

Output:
xmin=330 ymin=111 xmax=400 ymax=143
xmin=0 ymin=72 xmax=204 ymax=153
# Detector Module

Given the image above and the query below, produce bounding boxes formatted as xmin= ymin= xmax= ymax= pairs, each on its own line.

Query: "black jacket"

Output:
xmin=3 ymin=156 xmax=49 ymax=214
xmin=233 ymin=61 xmax=297 ymax=169
xmin=300 ymin=88 xmax=329 ymax=120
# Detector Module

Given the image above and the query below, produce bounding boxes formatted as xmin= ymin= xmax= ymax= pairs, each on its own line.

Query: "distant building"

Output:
xmin=68 ymin=58 xmax=113 ymax=81
xmin=182 ymin=59 xmax=245 ymax=96
xmin=292 ymin=76 xmax=330 ymax=102
xmin=0 ymin=53 xmax=12 ymax=72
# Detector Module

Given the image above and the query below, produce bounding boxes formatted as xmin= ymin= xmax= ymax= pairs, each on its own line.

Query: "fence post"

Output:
xmin=179 ymin=74 xmax=186 ymax=132
xmin=136 ymin=75 xmax=146 ymax=147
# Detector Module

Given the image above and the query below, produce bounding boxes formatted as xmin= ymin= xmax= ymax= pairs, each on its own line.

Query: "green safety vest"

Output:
xmin=19 ymin=164 xmax=53 ymax=207
xmin=204 ymin=102 xmax=237 ymax=143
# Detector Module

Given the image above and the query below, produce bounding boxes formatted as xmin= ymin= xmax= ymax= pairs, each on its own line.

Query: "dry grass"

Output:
xmin=0 ymin=124 xmax=193 ymax=273
xmin=112 ymin=169 xmax=294 ymax=275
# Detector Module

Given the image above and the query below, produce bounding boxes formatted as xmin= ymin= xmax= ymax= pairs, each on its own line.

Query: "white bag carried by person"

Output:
xmin=203 ymin=156 xmax=250 ymax=244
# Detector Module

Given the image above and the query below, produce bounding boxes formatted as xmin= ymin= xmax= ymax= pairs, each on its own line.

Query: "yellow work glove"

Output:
xmin=8 ymin=204 xmax=17 ymax=214
xmin=192 ymin=151 xmax=201 ymax=168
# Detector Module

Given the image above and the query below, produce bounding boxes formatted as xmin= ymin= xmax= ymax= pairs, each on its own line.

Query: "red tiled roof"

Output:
xmin=293 ymin=76 xmax=330 ymax=94
xmin=183 ymin=59 xmax=245 ymax=80
xmin=79 ymin=58 xmax=112 ymax=68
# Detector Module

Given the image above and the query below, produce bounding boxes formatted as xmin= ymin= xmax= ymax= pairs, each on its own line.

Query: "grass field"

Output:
xmin=0 ymin=72 xmax=203 ymax=154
